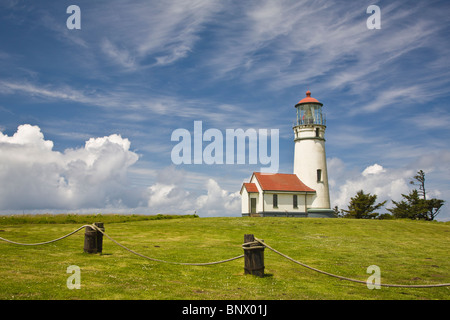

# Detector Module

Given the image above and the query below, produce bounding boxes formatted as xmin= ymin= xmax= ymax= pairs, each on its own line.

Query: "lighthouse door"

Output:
xmin=250 ymin=198 xmax=257 ymax=214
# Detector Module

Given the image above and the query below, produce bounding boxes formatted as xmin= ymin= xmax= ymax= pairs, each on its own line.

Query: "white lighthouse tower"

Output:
xmin=240 ymin=90 xmax=335 ymax=218
xmin=293 ymin=90 xmax=333 ymax=216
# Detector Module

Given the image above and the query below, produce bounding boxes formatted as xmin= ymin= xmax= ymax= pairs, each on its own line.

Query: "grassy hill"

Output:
xmin=0 ymin=215 xmax=449 ymax=300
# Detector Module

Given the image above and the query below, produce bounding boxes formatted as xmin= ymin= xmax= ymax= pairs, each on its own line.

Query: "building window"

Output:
xmin=317 ymin=169 xmax=322 ymax=182
xmin=293 ymin=195 xmax=298 ymax=209
xmin=315 ymin=128 xmax=320 ymax=137
xmin=273 ymin=194 xmax=278 ymax=208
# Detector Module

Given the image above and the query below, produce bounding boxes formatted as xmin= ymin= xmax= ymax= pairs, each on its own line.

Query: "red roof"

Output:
xmin=297 ymin=90 xmax=322 ymax=105
xmin=253 ymin=172 xmax=315 ymax=192
xmin=243 ymin=183 xmax=258 ymax=193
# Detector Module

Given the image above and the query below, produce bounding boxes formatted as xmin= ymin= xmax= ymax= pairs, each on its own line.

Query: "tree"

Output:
xmin=425 ymin=198 xmax=445 ymax=221
xmin=388 ymin=170 xmax=445 ymax=221
xmin=332 ymin=205 xmax=341 ymax=217
xmin=341 ymin=190 xmax=387 ymax=219
xmin=410 ymin=170 xmax=426 ymax=200
xmin=387 ymin=189 xmax=428 ymax=219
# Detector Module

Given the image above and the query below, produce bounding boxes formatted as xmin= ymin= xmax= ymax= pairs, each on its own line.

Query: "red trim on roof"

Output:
xmin=243 ymin=183 xmax=258 ymax=193
xmin=253 ymin=172 xmax=315 ymax=192
xmin=297 ymin=90 xmax=322 ymax=105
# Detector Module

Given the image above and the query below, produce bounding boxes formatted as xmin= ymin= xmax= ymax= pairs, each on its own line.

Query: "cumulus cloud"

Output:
xmin=329 ymin=160 xmax=412 ymax=212
xmin=0 ymin=124 xmax=139 ymax=210
xmin=362 ymin=164 xmax=386 ymax=176
xmin=147 ymin=183 xmax=189 ymax=207
xmin=145 ymin=166 xmax=241 ymax=216
xmin=146 ymin=167 xmax=192 ymax=211
xmin=196 ymin=179 xmax=241 ymax=216
xmin=328 ymin=154 xmax=450 ymax=220
xmin=0 ymin=125 xmax=241 ymax=216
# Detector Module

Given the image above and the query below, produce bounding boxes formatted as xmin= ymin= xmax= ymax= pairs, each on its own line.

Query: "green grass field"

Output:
xmin=0 ymin=215 xmax=449 ymax=300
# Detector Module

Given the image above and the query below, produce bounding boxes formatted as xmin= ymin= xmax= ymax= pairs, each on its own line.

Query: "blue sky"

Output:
xmin=0 ymin=0 xmax=449 ymax=220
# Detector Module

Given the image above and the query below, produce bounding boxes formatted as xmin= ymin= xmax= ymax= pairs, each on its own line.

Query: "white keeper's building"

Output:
xmin=240 ymin=90 xmax=335 ymax=218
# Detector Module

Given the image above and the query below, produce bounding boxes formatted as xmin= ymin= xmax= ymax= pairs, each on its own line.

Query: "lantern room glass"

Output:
xmin=296 ymin=103 xmax=325 ymax=126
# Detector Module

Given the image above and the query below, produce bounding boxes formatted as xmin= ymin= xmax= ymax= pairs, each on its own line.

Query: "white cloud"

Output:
xmin=0 ymin=79 xmax=267 ymax=129
xmin=329 ymin=156 xmax=450 ymax=221
xmin=200 ymin=0 xmax=450 ymax=116
xmin=90 ymin=0 xmax=221 ymax=68
xmin=0 ymin=81 xmax=88 ymax=102
xmin=362 ymin=164 xmax=386 ymax=176
xmin=406 ymin=108 xmax=450 ymax=130
xmin=195 ymin=179 xmax=241 ymax=216
xmin=0 ymin=126 xmax=241 ymax=216
xmin=40 ymin=11 xmax=88 ymax=48
xmin=144 ymin=166 xmax=241 ymax=216
xmin=147 ymin=183 xmax=190 ymax=208
xmin=0 ymin=123 xmax=53 ymax=149
xmin=329 ymin=160 xmax=412 ymax=211
xmin=0 ymin=124 xmax=139 ymax=210
xmin=146 ymin=166 xmax=192 ymax=211
xmin=357 ymin=86 xmax=424 ymax=114
xmin=101 ymin=38 xmax=136 ymax=70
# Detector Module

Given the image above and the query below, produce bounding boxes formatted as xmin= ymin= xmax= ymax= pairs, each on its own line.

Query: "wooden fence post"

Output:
xmin=94 ymin=222 xmax=104 ymax=254
xmin=243 ymin=234 xmax=265 ymax=277
xmin=84 ymin=226 xmax=97 ymax=254
xmin=84 ymin=222 xmax=104 ymax=254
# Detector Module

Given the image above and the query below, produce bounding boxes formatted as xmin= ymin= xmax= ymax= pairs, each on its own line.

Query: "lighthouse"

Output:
xmin=240 ymin=90 xmax=335 ymax=218
xmin=293 ymin=90 xmax=333 ymax=215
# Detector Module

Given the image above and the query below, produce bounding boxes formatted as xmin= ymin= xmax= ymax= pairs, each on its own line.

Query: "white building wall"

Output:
xmin=250 ymin=175 xmax=264 ymax=213
xmin=293 ymin=125 xmax=331 ymax=209
xmin=263 ymin=192 xmax=314 ymax=212
xmin=241 ymin=187 xmax=249 ymax=214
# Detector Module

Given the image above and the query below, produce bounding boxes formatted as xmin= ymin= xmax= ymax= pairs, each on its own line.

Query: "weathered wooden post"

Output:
xmin=84 ymin=225 xmax=97 ymax=254
xmin=94 ymin=222 xmax=104 ymax=254
xmin=243 ymin=234 xmax=265 ymax=277
xmin=84 ymin=222 xmax=104 ymax=254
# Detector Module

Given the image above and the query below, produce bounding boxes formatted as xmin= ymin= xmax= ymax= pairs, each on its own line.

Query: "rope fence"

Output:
xmin=1 ymin=223 xmax=449 ymax=288
xmin=90 ymin=224 xmax=244 ymax=266
xmin=252 ymin=238 xmax=450 ymax=288
xmin=0 ymin=224 xmax=91 ymax=246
